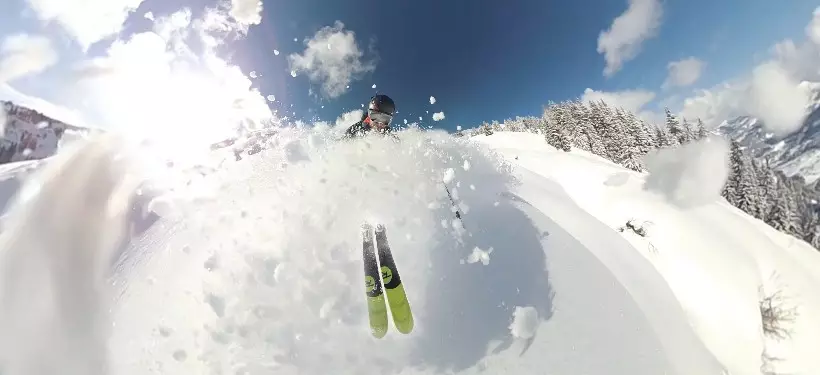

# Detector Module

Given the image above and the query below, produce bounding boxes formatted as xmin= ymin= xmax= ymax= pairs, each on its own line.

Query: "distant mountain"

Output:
xmin=716 ymin=84 xmax=820 ymax=186
xmin=1 ymin=101 xmax=89 ymax=164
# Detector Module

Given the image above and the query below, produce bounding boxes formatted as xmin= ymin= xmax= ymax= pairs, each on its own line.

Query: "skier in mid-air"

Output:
xmin=344 ymin=94 xmax=396 ymax=138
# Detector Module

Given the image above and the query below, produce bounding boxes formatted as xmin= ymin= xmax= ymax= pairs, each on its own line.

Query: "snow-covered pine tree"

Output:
xmin=766 ymin=171 xmax=805 ymax=238
xmin=732 ymin=144 xmax=761 ymax=215
xmin=664 ymin=108 xmax=686 ymax=146
xmin=613 ymin=107 xmax=645 ymax=171
xmin=626 ymin=110 xmax=655 ymax=154
xmin=584 ymin=101 xmax=610 ymax=159
xmin=695 ymin=119 xmax=708 ymax=140
xmin=594 ymin=100 xmax=630 ymax=164
xmin=543 ymin=106 xmax=572 ymax=152
xmin=784 ymin=176 xmax=808 ymax=239
xmin=766 ymin=175 xmax=793 ymax=233
xmin=653 ymin=125 xmax=676 ymax=149
xmin=568 ymin=101 xmax=592 ymax=151
xmin=754 ymin=159 xmax=777 ymax=221
xmin=805 ymin=210 xmax=820 ymax=249
xmin=722 ymin=141 xmax=743 ymax=206
xmin=520 ymin=116 xmax=540 ymax=134
xmin=679 ymin=118 xmax=695 ymax=144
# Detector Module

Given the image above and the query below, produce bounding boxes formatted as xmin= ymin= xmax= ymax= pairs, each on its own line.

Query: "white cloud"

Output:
xmin=24 ymin=0 xmax=146 ymax=50
xmin=663 ymin=57 xmax=705 ymax=88
xmin=230 ymin=0 xmax=263 ymax=26
xmin=432 ymin=112 xmax=445 ymax=121
xmin=597 ymin=0 xmax=663 ymax=77
xmin=806 ymin=7 xmax=820 ymax=45
xmin=287 ymin=21 xmax=377 ymax=99
xmin=679 ymin=82 xmax=745 ymax=127
xmin=429 ymin=96 xmax=436 ymax=105
xmin=0 ymin=34 xmax=58 ymax=84
xmin=581 ymin=87 xmax=660 ymax=123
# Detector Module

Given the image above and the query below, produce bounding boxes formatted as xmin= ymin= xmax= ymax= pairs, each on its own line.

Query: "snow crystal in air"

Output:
xmin=372 ymin=84 xmax=377 ymax=88
xmin=429 ymin=96 xmax=436 ymax=105
xmin=250 ymin=71 xmax=258 ymax=78
xmin=432 ymin=112 xmax=445 ymax=121
xmin=266 ymin=95 xmax=275 ymax=102
xmin=290 ymin=70 xmax=297 ymax=77
xmin=463 ymin=160 xmax=471 ymax=171
xmin=293 ymin=37 xmax=297 ymax=42
xmin=442 ymin=168 xmax=455 ymax=184
xmin=404 ymin=119 xmax=408 ymax=124
xmin=456 ymin=125 xmax=462 ymax=131
xmin=509 ymin=306 xmax=539 ymax=339
xmin=419 ymin=116 xmax=423 ymax=121
xmin=274 ymin=49 xmax=280 ymax=55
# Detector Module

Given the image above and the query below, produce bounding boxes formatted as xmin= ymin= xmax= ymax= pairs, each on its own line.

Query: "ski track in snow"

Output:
xmin=0 ymin=129 xmax=818 ymax=374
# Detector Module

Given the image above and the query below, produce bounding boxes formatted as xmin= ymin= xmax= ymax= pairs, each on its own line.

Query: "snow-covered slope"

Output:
xmin=0 ymin=129 xmax=818 ymax=375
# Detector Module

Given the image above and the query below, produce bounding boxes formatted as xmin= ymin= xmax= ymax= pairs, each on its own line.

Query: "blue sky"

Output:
xmin=1 ymin=0 xmax=820 ymax=135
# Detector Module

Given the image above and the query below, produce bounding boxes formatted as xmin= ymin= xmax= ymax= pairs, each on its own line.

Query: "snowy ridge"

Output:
xmin=717 ymin=85 xmax=820 ymax=184
xmin=0 ymin=128 xmax=818 ymax=374
xmin=1 ymin=101 xmax=88 ymax=165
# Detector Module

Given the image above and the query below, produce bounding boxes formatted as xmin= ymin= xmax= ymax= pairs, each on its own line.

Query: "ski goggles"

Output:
xmin=368 ymin=110 xmax=393 ymax=126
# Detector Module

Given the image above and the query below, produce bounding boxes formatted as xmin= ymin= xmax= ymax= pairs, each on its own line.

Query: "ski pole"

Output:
xmin=443 ymin=184 xmax=463 ymax=222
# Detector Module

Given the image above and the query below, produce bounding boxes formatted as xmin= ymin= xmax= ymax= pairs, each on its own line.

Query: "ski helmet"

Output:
xmin=368 ymin=94 xmax=395 ymax=116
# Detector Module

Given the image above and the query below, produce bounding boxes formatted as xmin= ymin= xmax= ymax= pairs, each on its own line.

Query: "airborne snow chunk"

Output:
xmin=509 ymin=306 xmax=539 ymax=339
xmin=442 ymin=168 xmax=455 ymax=184
xmin=466 ymin=246 xmax=492 ymax=265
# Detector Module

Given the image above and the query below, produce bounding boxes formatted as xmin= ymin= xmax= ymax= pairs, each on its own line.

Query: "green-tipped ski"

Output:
xmin=362 ymin=223 xmax=389 ymax=338
xmin=361 ymin=223 xmax=414 ymax=337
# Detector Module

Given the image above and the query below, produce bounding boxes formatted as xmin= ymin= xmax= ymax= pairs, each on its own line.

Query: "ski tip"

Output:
xmin=395 ymin=316 xmax=414 ymax=334
xmin=371 ymin=326 xmax=388 ymax=339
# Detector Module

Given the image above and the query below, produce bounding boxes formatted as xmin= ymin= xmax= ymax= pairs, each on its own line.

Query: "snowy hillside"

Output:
xmin=0 ymin=129 xmax=819 ymax=375
xmin=0 ymin=101 xmax=86 ymax=164
xmin=717 ymin=85 xmax=820 ymax=185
